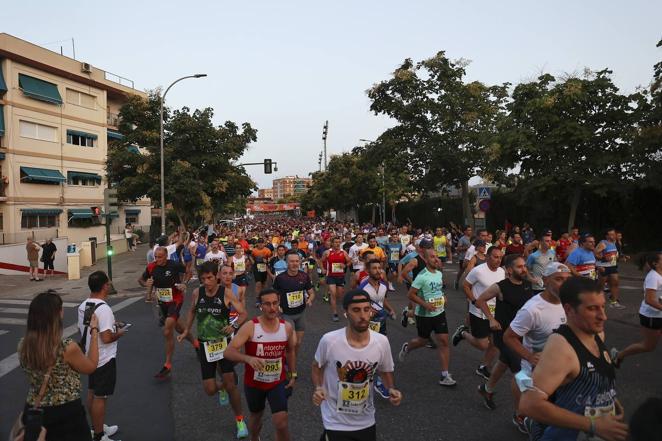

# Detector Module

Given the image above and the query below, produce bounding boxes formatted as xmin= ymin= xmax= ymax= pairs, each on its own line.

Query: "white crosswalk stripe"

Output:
xmin=0 ymin=299 xmax=78 ymax=336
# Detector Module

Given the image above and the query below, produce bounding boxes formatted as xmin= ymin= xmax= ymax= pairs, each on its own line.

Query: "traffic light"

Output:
xmin=91 ymin=206 xmax=101 ymax=216
xmin=103 ymin=188 xmax=119 ymax=215
xmin=106 ymin=245 xmax=114 ymax=257
xmin=264 ymin=159 xmax=273 ymax=174
xmin=322 ymin=121 xmax=328 ymax=141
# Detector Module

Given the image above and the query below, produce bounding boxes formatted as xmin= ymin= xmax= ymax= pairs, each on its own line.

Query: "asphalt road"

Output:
xmin=1 ymin=266 xmax=661 ymax=441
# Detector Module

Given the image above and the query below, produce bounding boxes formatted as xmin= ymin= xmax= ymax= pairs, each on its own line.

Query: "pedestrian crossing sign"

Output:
xmin=478 ymin=187 xmax=491 ymax=200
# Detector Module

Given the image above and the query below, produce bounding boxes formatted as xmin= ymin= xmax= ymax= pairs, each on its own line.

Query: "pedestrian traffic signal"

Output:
xmin=91 ymin=206 xmax=101 ymax=217
xmin=104 ymin=188 xmax=119 ymax=215
xmin=107 ymin=246 xmax=114 ymax=257
xmin=264 ymin=159 xmax=273 ymax=174
xmin=322 ymin=121 xmax=328 ymax=141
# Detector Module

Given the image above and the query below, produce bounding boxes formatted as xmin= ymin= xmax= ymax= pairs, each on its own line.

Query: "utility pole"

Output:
xmin=103 ymin=188 xmax=119 ymax=293
xmin=381 ymin=163 xmax=386 ymax=225
xmin=322 ymin=121 xmax=328 ymax=171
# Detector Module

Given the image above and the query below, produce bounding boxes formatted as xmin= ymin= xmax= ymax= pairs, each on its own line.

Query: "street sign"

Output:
xmin=474 ymin=217 xmax=486 ymax=230
xmin=478 ymin=199 xmax=491 ymax=212
xmin=477 ymin=187 xmax=491 ymax=200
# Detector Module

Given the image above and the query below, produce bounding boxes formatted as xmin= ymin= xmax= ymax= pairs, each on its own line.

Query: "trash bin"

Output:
xmin=88 ymin=237 xmax=97 ymax=264
xmin=67 ymin=252 xmax=80 ymax=280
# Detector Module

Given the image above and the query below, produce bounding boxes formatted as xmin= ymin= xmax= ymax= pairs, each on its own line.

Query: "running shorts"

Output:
xmin=158 ymin=301 xmax=183 ymax=322
xmin=253 ymin=271 xmax=267 ymax=283
xmin=640 ymin=314 xmax=662 ymax=330
xmin=198 ymin=344 xmax=235 ymax=380
xmin=320 ymin=425 xmax=376 ymax=441
xmin=415 ymin=312 xmax=448 ymax=338
xmin=469 ymin=313 xmax=491 ymax=339
xmin=492 ymin=331 xmax=521 ymax=373
xmin=88 ymin=358 xmax=116 ymax=397
xmin=233 ymin=274 xmax=248 ymax=286
xmin=244 ymin=381 xmax=288 ymax=414
xmin=325 ymin=276 xmax=345 ymax=287
xmin=283 ymin=312 xmax=306 ymax=332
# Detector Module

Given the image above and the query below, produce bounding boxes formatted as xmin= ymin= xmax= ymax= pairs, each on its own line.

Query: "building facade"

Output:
xmin=0 ymin=33 xmax=150 ymax=246
xmin=257 ymin=188 xmax=273 ymax=199
xmin=272 ymin=176 xmax=312 ymax=200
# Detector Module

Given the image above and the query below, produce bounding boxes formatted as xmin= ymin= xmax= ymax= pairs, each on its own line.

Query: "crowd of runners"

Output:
xmin=18 ymin=217 xmax=662 ymax=441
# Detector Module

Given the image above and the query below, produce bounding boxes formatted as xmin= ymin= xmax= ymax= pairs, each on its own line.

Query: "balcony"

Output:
xmin=107 ymin=112 xmax=120 ymax=128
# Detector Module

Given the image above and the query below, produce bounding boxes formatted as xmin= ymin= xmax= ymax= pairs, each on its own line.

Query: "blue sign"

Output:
xmin=477 ymin=187 xmax=491 ymax=200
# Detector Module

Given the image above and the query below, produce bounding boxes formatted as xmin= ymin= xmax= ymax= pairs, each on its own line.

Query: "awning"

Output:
xmin=18 ymin=74 xmax=62 ymax=105
xmin=67 ymin=129 xmax=98 ymax=140
xmin=125 ymin=208 xmax=141 ymax=215
xmin=0 ymin=64 xmax=6 ymax=93
xmin=128 ymin=145 xmax=140 ymax=154
xmin=20 ymin=166 xmax=66 ymax=184
xmin=107 ymin=130 xmax=124 ymax=140
xmin=0 ymin=152 xmax=5 ymax=160
xmin=68 ymin=208 xmax=93 ymax=219
xmin=21 ymin=208 xmax=63 ymax=216
xmin=0 ymin=105 xmax=4 ymax=136
xmin=67 ymin=171 xmax=102 ymax=183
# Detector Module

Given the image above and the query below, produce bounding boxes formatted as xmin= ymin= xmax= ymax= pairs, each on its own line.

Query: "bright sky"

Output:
xmin=5 ymin=0 xmax=660 ymax=190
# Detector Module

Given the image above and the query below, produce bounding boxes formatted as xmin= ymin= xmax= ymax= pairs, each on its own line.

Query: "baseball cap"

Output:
xmin=342 ymin=289 xmax=371 ymax=310
xmin=473 ymin=239 xmax=486 ymax=248
xmin=418 ymin=238 xmax=433 ymax=249
xmin=542 ymin=262 xmax=571 ymax=277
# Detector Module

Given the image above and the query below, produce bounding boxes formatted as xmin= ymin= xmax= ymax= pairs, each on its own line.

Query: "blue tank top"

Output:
xmin=597 ymin=240 xmax=618 ymax=268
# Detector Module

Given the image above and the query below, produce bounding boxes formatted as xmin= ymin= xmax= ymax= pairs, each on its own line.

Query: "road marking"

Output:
xmin=0 ymin=308 xmax=29 ymax=315
xmin=0 ymin=300 xmax=79 ymax=308
xmin=0 ymin=330 xmax=8 ymax=336
xmin=0 ymin=296 xmax=142 ymax=378
xmin=0 ymin=318 xmax=25 ymax=325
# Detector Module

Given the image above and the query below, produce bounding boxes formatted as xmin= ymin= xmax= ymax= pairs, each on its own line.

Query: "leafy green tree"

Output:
xmin=367 ymin=52 xmax=508 ymax=226
xmin=106 ymin=91 xmax=257 ymax=228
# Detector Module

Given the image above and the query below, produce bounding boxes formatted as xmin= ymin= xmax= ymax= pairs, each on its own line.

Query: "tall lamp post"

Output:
xmin=159 ymin=74 xmax=207 ymax=235
xmin=359 ymin=138 xmax=386 ymax=225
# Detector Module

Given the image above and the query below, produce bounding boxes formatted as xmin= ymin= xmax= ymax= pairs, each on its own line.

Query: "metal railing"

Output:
xmin=0 ymin=228 xmax=60 ymax=245
xmin=107 ymin=112 xmax=120 ymax=127
xmin=104 ymin=71 xmax=135 ymax=89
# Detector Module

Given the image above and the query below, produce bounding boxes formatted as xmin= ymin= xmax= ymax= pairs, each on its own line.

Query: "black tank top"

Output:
xmin=195 ymin=286 xmax=231 ymax=342
xmin=412 ymin=255 xmax=426 ymax=279
xmin=495 ymin=278 xmax=533 ymax=328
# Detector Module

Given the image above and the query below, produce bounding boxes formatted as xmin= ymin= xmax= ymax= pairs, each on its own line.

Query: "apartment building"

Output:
xmin=272 ymin=176 xmax=312 ymax=200
xmin=0 ymin=33 xmax=151 ymax=246
xmin=257 ymin=188 xmax=273 ymax=199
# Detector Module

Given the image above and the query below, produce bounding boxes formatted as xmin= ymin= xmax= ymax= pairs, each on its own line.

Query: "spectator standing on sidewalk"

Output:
xmin=124 ymin=224 xmax=134 ymax=252
xmin=41 ymin=238 xmax=57 ymax=279
xmin=77 ymin=271 xmax=125 ymax=441
xmin=26 ymin=237 xmax=42 ymax=282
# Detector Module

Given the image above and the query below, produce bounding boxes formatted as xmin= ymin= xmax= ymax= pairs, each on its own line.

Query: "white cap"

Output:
xmin=542 ymin=262 xmax=571 ymax=277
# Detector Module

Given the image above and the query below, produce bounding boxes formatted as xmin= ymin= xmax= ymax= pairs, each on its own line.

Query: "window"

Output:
xmin=21 ymin=214 xmax=58 ymax=229
xmin=67 ymin=132 xmax=96 ymax=147
xmin=19 ymin=120 xmax=57 ymax=142
xmin=67 ymin=171 xmax=100 ymax=186
xmin=125 ymin=215 xmax=139 ymax=224
xmin=66 ymin=88 xmax=96 ymax=109
xmin=68 ymin=217 xmax=94 ymax=228
xmin=0 ymin=213 xmax=3 ymax=231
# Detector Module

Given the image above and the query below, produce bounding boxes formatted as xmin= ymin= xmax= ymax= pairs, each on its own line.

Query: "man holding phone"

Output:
xmin=77 ymin=271 xmax=124 ymax=441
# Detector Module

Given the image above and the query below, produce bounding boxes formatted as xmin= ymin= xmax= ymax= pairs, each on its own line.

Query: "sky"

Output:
xmin=4 ymin=0 xmax=661 ymax=190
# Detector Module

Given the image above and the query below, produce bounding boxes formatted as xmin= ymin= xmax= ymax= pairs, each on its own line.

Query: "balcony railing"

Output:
xmin=107 ymin=112 xmax=120 ymax=127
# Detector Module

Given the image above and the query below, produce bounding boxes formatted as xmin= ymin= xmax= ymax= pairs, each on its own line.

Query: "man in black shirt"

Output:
xmin=475 ymin=254 xmax=533 ymax=417
xmin=41 ymin=238 xmax=57 ymax=278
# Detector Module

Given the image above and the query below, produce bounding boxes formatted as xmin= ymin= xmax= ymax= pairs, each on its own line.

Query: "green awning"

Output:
xmin=67 ymin=129 xmax=98 ymax=140
xmin=21 ymin=208 xmax=63 ymax=216
xmin=0 ymin=64 xmax=6 ymax=93
xmin=107 ymin=130 xmax=124 ymax=140
xmin=18 ymin=74 xmax=62 ymax=105
xmin=20 ymin=166 xmax=66 ymax=184
xmin=0 ymin=105 xmax=4 ymax=136
xmin=67 ymin=171 xmax=102 ymax=183
xmin=125 ymin=208 xmax=141 ymax=215
xmin=68 ymin=208 xmax=93 ymax=219
xmin=127 ymin=145 xmax=140 ymax=154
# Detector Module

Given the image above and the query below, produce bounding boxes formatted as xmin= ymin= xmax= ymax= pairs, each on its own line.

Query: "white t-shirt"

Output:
xmin=349 ymin=243 xmax=368 ymax=270
xmin=124 ymin=228 xmax=132 ymax=239
xmin=509 ymin=294 xmax=567 ymax=373
xmin=464 ymin=245 xmax=476 ymax=262
xmin=154 ymin=243 xmax=177 ymax=257
xmin=640 ymin=270 xmax=662 ymax=318
xmin=204 ymin=250 xmax=227 ymax=265
xmin=465 ymin=264 xmax=505 ymax=319
xmin=314 ymin=328 xmax=394 ymax=431
xmin=77 ymin=298 xmax=117 ymax=367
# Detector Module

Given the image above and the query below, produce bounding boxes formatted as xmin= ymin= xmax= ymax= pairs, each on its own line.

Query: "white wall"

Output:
xmin=0 ymin=237 xmax=68 ymax=275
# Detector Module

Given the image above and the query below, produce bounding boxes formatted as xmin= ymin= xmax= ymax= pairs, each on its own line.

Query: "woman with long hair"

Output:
xmin=18 ymin=291 xmax=100 ymax=440
xmin=612 ymin=251 xmax=662 ymax=366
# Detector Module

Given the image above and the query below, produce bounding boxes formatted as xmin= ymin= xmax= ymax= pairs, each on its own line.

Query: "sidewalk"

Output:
xmin=0 ymin=244 xmax=150 ymax=302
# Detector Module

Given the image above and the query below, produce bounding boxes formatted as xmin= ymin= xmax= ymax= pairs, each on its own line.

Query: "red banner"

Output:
xmin=247 ymin=203 xmax=300 ymax=212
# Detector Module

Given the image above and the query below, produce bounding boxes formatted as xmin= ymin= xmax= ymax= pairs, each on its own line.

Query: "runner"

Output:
xmin=204 ymin=238 xmax=227 ymax=271
xmin=454 ymin=226 xmax=473 ymax=290
xmin=595 ymin=228 xmax=625 ymax=309
xmin=138 ymin=247 xmax=197 ymax=379
xmin=178 ymin=261 xmax=249 ymax=439
xmin=321 ymin=237 xmax=352 ymax=322
xmin=251 ymin=238 xmax=273 ymax=304
xmin=349 ymin=234 xmax=368 ymax=275
xmin=230 ymin=245 xmax=250 ymax=303
xmin=224 ymin=288 xmax=297 ymax=441
xmin=565 ymin=233 xmax=598 ymax=280
xmin=505 ymin=232 xmax=526 ymax=257
xmin=194 ymin=232 xmax=209 ymax=278
xmin=433 ymin=227 xmax=452 ymax=265
xmin=474 ymin=254 xmax=533 ymax=423
xmin=312 ymin=289 xmax=402 ymax=441
xmin=398 ymin=248 xmax=456 ymax=386
xmin=611 ymin=251 xmax=662 ymax=366
xmin=268 ymin=244 xmax=289 ymax=281
xmin=519 ymin=276 xmax=627 ymax=441
xmin=272 ymin=250 xmax=315 ymax=357
xmin=384 ymin=232 xmax=402 ymax=291
xmin=526 ymin=234 xmax=557 ymax=295
xmin=452 ymin=246 xmax=505 ymax=380
xmin=398 ymin=238 xmax=434 ymax=327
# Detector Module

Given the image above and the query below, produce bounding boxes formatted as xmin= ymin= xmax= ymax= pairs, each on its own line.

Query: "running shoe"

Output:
xmin=609 ymin=300 xmax=626 ymax=310
xmin=408 ymin=316 xmax=416 ymax=326
xmin=323 ymin=294 xmax=330 ymax=303
xmin=103 ymin=425 xmax=119 ymax=437
xmin=610 ymin=347 xmax=621 ymax=368
xmin=398 ymin=342 xmax=409 ymax=362
xmin=513 ymin=414 xmax=529 ymax=434
xmin=218 ymin=389 xmax=229 ymax=406
xmin=453 ymin=280 xmax=458 ymax=290
xmin=451 ymin=324 xmax=467 ymax=346
xmin=154 ymin=365 xmax=171 ymax=380
xmin=332 ymin=314 xmax=339 ymax=322
xmin=236 ymin=420 xmax=249 ymax=439
xmin=475 ymin=365 xmax=491 ymax=380
xmin=400 ymin=307 xmax=409 ymax=328
xmin=478 ymin=383 xmax=496 ymax=410
xmin=426 ymin=339 xmax=437 ymax=349
xmin=439 ymin=374 xmax=457 ymax=387
xmin=374 ymin=380 xmax=390 ymax=399
xmin=388 ymin=282 xmax=395 ymax=292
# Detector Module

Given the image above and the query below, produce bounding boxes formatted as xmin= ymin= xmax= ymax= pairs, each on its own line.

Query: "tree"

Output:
xmin=497 ymin=70 xmax=639 ymax=231
xmin=367 ymin=52 xmax=508 ymax=226
xmin=106 ymin=91 xmax=257 ymax=229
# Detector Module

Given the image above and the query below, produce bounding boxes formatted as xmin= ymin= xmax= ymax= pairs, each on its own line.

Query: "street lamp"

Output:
xmin=159 ymin=74 xmax=207 ymax=235
xmin=359 ymin=139 xmax=386 ymax=225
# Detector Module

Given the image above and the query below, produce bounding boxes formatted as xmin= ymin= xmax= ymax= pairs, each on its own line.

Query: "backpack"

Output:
xmin=78 ymin=302 xmax=107 ymax=353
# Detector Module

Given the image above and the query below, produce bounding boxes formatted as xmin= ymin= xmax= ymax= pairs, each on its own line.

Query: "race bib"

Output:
xmin=332 ymin=262 xmax=344 ymax=273
xmin=257 ymin=263 xmax=267 ymax=273
xmin=488 ymin=303 xmax=496 ymax=315
xmin=234 ymin=261 xmax=246 ymax=272
xmin=368 ymin=321 xmax=381 ymax=332
xmin=156 ymin=287 xmax=173 ymax=303
xmin=203 ymin=338 xmax=228 ymax=362
xmin=584 ymin=402 xmax=615 ymax=419
xmin=429 ymin=294 xmax=445 ymax=311
xmin=286 ymin=290 xmax=305 ymax=308
xmin=337 ymin=380 xmax=370 ymax=414
xmin=390 ymin=250 xmax=400 ymax=261
xmin=196 ymin=258 xmax=205 ymax=266
xmin=253 ymin=358 xmax=282 ymax=383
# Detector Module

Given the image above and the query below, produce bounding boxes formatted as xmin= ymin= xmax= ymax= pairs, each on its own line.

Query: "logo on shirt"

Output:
xmin=335 ymin=360 xmax=378 ymax=384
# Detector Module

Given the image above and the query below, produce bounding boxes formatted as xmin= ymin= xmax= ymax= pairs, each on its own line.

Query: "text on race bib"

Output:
xmin=368 ymin=321 xmax=381 ymax=332
xmin=156 ymin=288 xmax=173 ymax=302
xmin=203 ymin=338 xmax=228 ymax=362
xmin=429 ymin=295 xmax=445 ymax=310
xmin=257 ymin=263 xmax=267 ymax=273
xmin=196 ymin=258 xmax=205 ymax=266
xmin=390 ymin=251 xmax=400 ymax=261
xmin=253 ymin=358 xmax=282 ymax=383
xmin=337 ymin=380 xmax=370 ymax=414
xmin=234 ymin=261 xmax=245 ymax=272
xmin=286 ymin=290 xmax=305 ymax=308
xmin=331 ymin=262 xmax=344 ymax=273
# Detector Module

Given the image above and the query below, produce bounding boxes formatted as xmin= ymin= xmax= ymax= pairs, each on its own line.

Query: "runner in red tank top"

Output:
xmin=321 ymin=237 xmax=352 ymax=322
xmin=225 ymin=288 xmax=297 ymax=441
